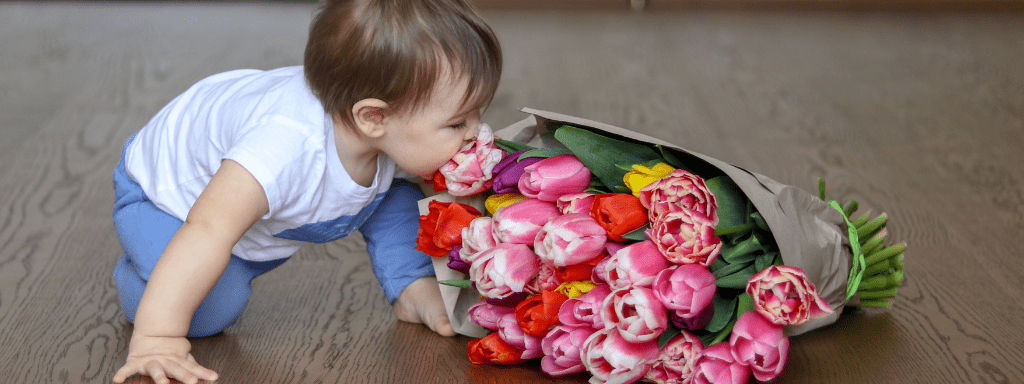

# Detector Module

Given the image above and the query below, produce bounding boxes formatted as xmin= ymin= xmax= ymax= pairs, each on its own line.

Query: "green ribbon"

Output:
xmin=829 ymin=200 xmax=866 ymax=303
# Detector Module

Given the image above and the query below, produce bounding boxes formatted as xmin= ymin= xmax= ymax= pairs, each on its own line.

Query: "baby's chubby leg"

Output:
xmin=393 ymin=276 xmax=456 ymax=336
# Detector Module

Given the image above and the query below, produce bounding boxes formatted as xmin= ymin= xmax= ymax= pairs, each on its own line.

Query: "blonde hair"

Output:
xmin=304 ymin=0 xmax=502 ymax=129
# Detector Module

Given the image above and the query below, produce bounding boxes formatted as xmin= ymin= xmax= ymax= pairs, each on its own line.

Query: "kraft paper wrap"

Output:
xmin=419 ymin=108 xmax=851 ymax=338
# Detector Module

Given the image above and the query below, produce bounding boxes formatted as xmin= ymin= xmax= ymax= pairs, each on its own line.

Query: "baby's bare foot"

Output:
xmin=394 ymin=276 xmax=456 ymax=336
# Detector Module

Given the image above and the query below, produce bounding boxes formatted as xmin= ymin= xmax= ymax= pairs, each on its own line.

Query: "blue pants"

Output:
xmin=112 ymin=135 xmax=286 ymax=337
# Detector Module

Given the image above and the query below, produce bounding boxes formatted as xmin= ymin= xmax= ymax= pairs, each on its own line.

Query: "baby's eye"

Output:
xmin=450 ymin=121 xmax=468 ymax=130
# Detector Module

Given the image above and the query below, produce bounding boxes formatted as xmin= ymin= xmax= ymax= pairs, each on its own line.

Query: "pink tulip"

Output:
xmin=692 ymin=342 xmax=751 ymax=384
xmin=469 ymin=243 xmax=541 ymax=300
xmin=591 ymin=242 xmax=626 ymax=284
xmin=518 ymin=154 xmax=591 ymax=202
xmin=498 ymin=313 xmax=544 ymax=360
xmin=556 ymin=192 xmax=596 ymax=215
xmin=460 ymin=216 xmax=498 ymax=263
xmin=602 ymin=240 xmax=671 ymax=290
xmin=646 ymin=209 xmax=722 ymax=266
xmin=534 ymin=213 xmax=608 ymax=267
xmin=746 ymin=265 xmax=834 ymax=326
xmin=638 ymin=169 xmax=718 ymax=223
xmin=558 ymin=284 xmax=612 ymax=329
xmin=491 ymin=150 xmax=543 ymax=194
xmin=491 ymin=198 xmax=561 ymax=244
xmin=527 ymin=262 xmax=562 ymax=294
xmin=439 ymin=124 xmax=504 ymax=196
xmin=651 ymin=264 xmax=717 ymax=318
xmin=600 ymin=287 xmax=668 ymax=343
xmin=540 ymin=325 xmax=596 ymax=376
xmin=645 ymin=331 xmax=704 ymax=384
xmin=468 ymin=300 xmax=515 ymax=330
xmin=581 ymin=328 xmax=660 ymax=384
xmin=730 ymin=311 xmax=790 ymax=382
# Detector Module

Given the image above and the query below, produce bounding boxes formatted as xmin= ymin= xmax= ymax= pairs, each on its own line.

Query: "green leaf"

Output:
xmin=755 ymin=251 xmax=778 ymax=272
xmin=655 ymin=145 xmax=689 ymax=171
xmin=494 ymin=138 xmax=534 ymax=154
xmin=711 ymin=259 xmax=750 ymax=278
xmin=736 ymin=293 xmax=755 ymax=316
xmin=437 ymin=279 xmax=473 ymax=289
xmin=715 ymin=264 xmax=757 ymax=289
xmin=518 ymin=147 xmax=572 ymax=160
xmin=720 ymin=234 xmax=763 ymax=264
xmin=620 ymin=225 xmax=650 ymax=241
xmin=554 ymin=125 xmax=663 ymax=193
xmin=706 ymin=176 xmax=748 ymax=229
xmin=705 ymin=294 xmax=738 ymax=333
xmin=658 ymin=325 xmax=682 ymax=349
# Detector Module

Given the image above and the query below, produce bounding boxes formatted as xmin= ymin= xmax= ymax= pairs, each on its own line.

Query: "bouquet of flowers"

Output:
xmin=416 ymin=108 xmax=906 ymax=384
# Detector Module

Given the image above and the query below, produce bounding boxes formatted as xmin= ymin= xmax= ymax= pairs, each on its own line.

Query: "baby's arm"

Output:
xmin=113 ymin=159 xmax=268 ymax=384
xmin=359 ymin=179 xmax=454 ymax=336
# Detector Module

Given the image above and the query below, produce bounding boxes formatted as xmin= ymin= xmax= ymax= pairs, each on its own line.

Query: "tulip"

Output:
xmin=446 ymin=245 xmax=471 ymax=274
xmin=558 ymin=283 xmax=612 ymax=329
xmin=553 ymin=280 xmax=597 ymax=299
xmin=491 ymin=198 xmax=561 ymax=245
xmin=498 ymin=313 xmax=544 ymax=360
xmin=468 ymin=300 xmax=515 ymax=330
xmin=670 ymin=303 xmax=714 ymax=331
xmin=439 ymin=123 xmax=504 ymax=196
xmin=692 ymin=342 xmax=751 ymax=384
xmin=646 ymin=209 xmax=722 ymax=266
xmin=484 ymin=193 xmax=527 ymax=215
xmin=651 ymin=264 xmax=717 ymax=319
xmin=645 ymin=330 xmax=704 ymax=384
xmin=581 ymin=328 xmax=660 ymax=384
xmin=515 ymin=290 xmax=569 ymax=337
xmin=469 ymin=243 xmax=541 ymax=300
xmin=623 ymin=162 xmax=675 ymax=197
xmin=603 ymin=240 xmax=671 ymax=290
xmin=730 ymin=311 xmax=790 ymax=382
xmin=459 ymin=217 xmax=498 ymax=264
xmin=746 ymin=265 xmax=834 ymax=326
xmin=555 ymin=253 xmax=606 ymax=282
xmin=468 ymin=332 xmax=525 ymax=365
xmin=590 ymin=193 xmax=649 ymax=242
xmin=600 ymin=287 xmax=668 ymax=343
xmin=416 ymin=200 xmax=482 ymax=257
xmin=518 ymin=154 xmax=591 ymax=202
xmin=534 ymin=213 xmax=608 ymax=267
xmin=491 ymin=150 xmax=544 ymax=194
xmin=540 ymin=325 xmax=596 ymax=376
xmin=556 ymin=192 xmax=596 ymax=215
xmin=638 ymin=169 xmax=718 ymax=223
xmin=528 ymin=262 xmax=562 ymax=294
xmin=426 ymin=170 xmax=448 ymax=192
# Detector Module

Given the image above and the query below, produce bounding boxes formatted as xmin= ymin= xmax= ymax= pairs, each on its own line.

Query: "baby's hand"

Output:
xmin=112 ymin=334 xmax=218 ymax=384
xmin=393 ymin=276 xmax=456 ymax=336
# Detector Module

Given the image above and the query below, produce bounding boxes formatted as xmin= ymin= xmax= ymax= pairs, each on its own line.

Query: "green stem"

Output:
xmin=858 ymin=272 xmax=902 ymax=291
xmin=859 ymin=229 xmax=888 ymax=255
xmin=842 ymin=199 xmax=859 ymax=218
xmin=851 ymin=211 xmax=872 ymax=228
xmin=864 ymin=243 xmax=906 ymax=266
xmin=857 ymin=212 xmax=888 ymax=239
xmin=863 ymin=253 xmax=903 ymax=276
xmin=858 ymin=299 xmax=895 ymax=308
xmin=857 ymin=287 xmax=898 ymax=300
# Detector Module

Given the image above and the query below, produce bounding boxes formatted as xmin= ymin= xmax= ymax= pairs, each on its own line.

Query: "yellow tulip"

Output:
xmin=485 ymin=193 xmax=528 ymax=214
xmin=553 ymin=280 xmax=598 ymax=298
xmin=623 ymin=163 xmax=676 ymax=197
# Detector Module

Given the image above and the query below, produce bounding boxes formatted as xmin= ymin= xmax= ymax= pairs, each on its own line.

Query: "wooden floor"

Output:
xmin=1 ymin=3 xmax=1023 ymax=384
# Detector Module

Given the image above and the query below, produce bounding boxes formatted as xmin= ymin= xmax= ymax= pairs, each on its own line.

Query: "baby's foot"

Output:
xmin=393 ymin=276 xmax=456 ymax=336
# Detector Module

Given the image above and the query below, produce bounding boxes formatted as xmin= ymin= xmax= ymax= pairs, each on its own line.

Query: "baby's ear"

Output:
xmin=352 ymin=98 xmax=388 ymax=138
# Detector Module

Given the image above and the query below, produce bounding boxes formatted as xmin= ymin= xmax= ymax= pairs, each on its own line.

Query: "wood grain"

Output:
xmin=0 ymin=3 xmax=1022 ymax=384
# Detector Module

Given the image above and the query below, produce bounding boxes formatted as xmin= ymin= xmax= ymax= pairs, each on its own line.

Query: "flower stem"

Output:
xmin=859 ymin=228 xmax=888 ymax=255
xmin=864 ymin=243 xmax=906 ymax=267
xmin=863 ymin=253 xmax=904 ymax=276
xmin=857 ymin=287 xmax=898 ymax=300
xmin=851 ymin=211 xmax=872 ymax=228
xmin=858 ymin=299 xmax=895 ymax=308
xmin=856 ymin=212 xmax=888 ymax=239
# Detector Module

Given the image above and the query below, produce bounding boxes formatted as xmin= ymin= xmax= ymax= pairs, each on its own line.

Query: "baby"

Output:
xmin=110 ymin=0 xmax=502 ymax=383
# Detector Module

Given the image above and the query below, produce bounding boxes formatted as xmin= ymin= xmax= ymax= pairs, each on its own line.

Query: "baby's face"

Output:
xmin=379 ymin=74 xmax=482 ymax=178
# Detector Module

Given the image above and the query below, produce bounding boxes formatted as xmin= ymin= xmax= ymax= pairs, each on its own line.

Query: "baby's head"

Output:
xmin=304 ymin=0 xmax=502 ymax=134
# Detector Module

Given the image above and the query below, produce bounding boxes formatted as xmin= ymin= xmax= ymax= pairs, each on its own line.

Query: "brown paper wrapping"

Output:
xmin=420 ymin=108 xmax=852 ymax=338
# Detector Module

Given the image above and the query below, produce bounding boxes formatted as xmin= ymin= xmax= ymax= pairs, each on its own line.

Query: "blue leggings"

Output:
xmin=112 ymin=135 xmax=286 ymax=337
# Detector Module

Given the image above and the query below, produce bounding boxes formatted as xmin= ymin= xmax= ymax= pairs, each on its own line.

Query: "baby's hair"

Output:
xmin=304 ymin=0 xmax=502 ymax=130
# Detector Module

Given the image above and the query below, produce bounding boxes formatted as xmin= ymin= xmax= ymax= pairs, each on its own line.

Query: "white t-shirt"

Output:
xmin=125 ymin=66 xmax=396 ymax=262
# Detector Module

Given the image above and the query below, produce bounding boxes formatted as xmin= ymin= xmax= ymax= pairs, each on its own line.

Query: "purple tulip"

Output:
xmin=491 ymin=150 xmax=544 ymax=194
xmin=518 ymin=154 xmax=591 ymax=202
xmin=446 ymin=245 xmax=471 ymax=274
